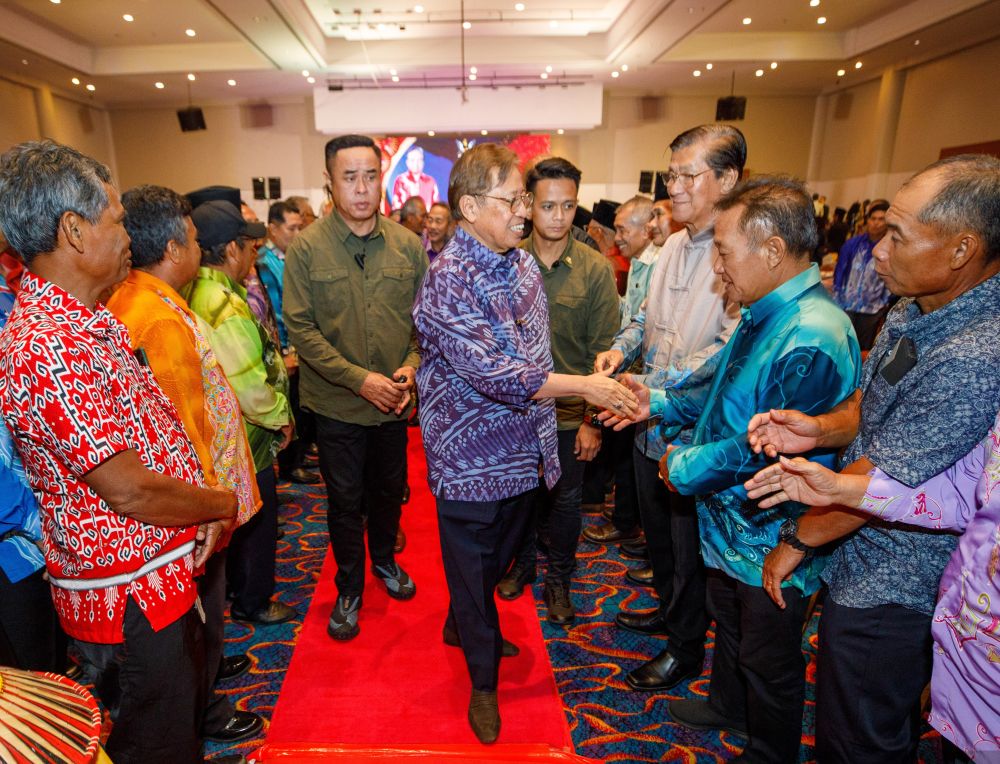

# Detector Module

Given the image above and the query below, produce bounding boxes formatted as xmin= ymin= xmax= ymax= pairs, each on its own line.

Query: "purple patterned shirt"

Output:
xmin=859 ymin=411 xmax=1000 ymax=759
xmin=413 ymin=226 xmax=559 ymax=501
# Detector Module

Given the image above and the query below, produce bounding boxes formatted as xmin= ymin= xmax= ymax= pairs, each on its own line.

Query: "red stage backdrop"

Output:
xmin=378 ymin=134 xmax=552 ymax=215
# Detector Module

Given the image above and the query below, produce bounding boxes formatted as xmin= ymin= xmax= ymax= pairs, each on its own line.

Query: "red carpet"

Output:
xmin=264 ymin=435 xmax=577 ymax=755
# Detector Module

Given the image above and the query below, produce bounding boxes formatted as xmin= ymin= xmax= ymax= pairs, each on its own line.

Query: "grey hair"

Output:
xmin=715 ymin=175 xmax=818 ymax=258
xmin=617 ymin=195 xmax=653 ymax=226
xmin=670 ymin=124 xmax=748 ymax=179
xmin=0 ymin=140 xmax=112 ymax=263
xmin=400 ymin=195 xmax=426 ymax=221
xmin=906 ymin=154 xmax=1000 ymax=263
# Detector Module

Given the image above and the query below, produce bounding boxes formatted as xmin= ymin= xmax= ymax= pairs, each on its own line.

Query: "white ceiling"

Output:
xmin=1 ymin=0 xmax=998 ymax=110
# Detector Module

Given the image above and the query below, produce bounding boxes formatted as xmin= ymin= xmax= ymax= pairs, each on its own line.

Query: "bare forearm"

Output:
xmin=815 ymin=390 xmax=862 ymax=449
xmin=533 ymin=372 xmax=587 ymax=400
xmin=797 ymin=457 xmax=873 ymax=546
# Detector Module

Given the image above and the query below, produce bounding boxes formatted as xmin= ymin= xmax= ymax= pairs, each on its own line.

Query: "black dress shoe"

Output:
xmin=620 ymin=540 xmax=649 ymax=560
xmin=626 ymin=565 xmax=655 ymax=586
xmin=216 ymin=654 xmax=251 ymax=682
xmin=279 ymin=467 xmax=321 ymax=485
xmin=626 ymin=649 xmax=702 ymax=691
xmin=582 ymin=522 xmax=641 ymax=545
xmin=230 ymin=600 xmax=297 ymax=625
xmin=615 ymin=609 xmax=669 ymax=635
xmin=668 ymin=698 xmax=747 ymax=737
xmin=203 ymin=710 xmax=264 ymax=743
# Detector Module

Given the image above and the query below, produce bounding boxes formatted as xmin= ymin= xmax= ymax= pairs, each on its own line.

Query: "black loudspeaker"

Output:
xmin=638 ymin=170 xmax=654 ymax=194
xmin=177 ymin=106 xmax=207 ymax=132
xmin=715 ymin=96 xmax=747 ymax=121
xmin=252 ymin=177 xmax=267 ymax=200
xmin=267 ymin=177 xmax=281 ymax=199
xmin=653 ymin=171 xmax=669 ymax=201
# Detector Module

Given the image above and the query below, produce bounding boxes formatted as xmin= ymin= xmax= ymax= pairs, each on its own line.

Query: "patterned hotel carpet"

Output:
xmin=205 ymin=472 xmax=945 ymax=763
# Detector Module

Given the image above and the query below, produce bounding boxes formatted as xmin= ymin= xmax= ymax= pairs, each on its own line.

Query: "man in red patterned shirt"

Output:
xmin=0 ymin=140 xmax=237 ymax=764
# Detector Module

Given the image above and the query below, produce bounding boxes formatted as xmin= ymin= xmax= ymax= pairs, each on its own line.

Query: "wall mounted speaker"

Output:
xmin=177 ymin=107 xmax=206 ymax=132
xmin=638 ymin=170 xmax=654 ymax=194
xmin=715 ymin=96 xmax=746 ymax=121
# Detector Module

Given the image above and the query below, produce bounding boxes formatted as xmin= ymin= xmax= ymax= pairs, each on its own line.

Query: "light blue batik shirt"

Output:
xmin=650 ymin=265 xmax=861 ymax=594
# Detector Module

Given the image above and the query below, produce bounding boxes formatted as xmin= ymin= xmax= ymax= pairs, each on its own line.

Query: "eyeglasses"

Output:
xmin=659 ymin=169 xmax=712 ymax=188
xmin=478 ymin=192 xmax=534 ymax=212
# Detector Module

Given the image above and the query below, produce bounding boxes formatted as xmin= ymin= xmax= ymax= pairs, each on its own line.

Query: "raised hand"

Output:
xmin=593 ymin=349 xmax=624 ymax=376
xmin=745 ymin=456 xmax=843 ymax=508
xmin=747 ymin=408 xmax=822 ymax=458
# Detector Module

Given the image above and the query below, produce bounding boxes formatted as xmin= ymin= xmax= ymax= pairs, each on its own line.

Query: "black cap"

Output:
xmin=186 ymin=185 xmax=242 ymax=210
xmin=653 ymin=171 xmax=670 ymax=202
xmin=866 ymin=198 xmax=890 ymax=218
xmin=573 ymin=206 xmax=592 ymax=230
xmin=191 ymin=200 xmax=266 ymax=250
xmin=592 ymin=199 xmax=620 ymax=230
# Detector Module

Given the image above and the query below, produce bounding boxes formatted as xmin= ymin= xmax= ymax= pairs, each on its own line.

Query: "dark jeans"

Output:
xmin=199 ymin=549 xmax=234 ymax=734
xmin=512 ymin=428 xmax=587 ymax=584
xmin=315 ymin=414 xmax=407 ymax=597
xmin=227 ymin=465 xmax=278 ymax=614
xmin=610 ymin=424 xmax=640 ymax=531
xmin=0 ymin=566 xmax=66 ymax=672
xmin=74 ymin=598 xmax=206 ymax=764
xmin=706 ymin=571 xmax=807 ymax=763
xmin=634 ymin=449 xmax=707 ymax=664
xmin=277 ymin=370 xmax=316 ymax=475
xmin=438 ymin=490 xmax=534 ymax=691
xmin=816 ymin=599 xmax=933 ymax=764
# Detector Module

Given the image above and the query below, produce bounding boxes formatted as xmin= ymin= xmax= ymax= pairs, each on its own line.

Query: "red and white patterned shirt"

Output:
xmin=0 ymin=273 xmax=204 ymax=643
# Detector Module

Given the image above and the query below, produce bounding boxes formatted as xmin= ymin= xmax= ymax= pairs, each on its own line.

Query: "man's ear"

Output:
xmin=720 ymin=167 xmax=740 ymax=194
xmin=949 ymin=233 xmax=982 ymax=271
xmin=60 ymin=211 xmax=86 ymax=254
xmin=763 ymin=235 xmax=787 ymax=269
xmin=458 ymin=194 xmax=478 ymax=224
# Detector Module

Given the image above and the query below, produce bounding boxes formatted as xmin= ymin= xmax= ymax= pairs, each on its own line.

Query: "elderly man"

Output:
xmin=285 ymin=195 xmax=317 ymax=227
xmin=412 ymin=143 xmax=638 ymax=744
xmin=392 ymin=145 xmax=440 ymax=209
xmin=0 ymin=140 xmax=236 ymax=763
xmin=284 ymin=134 xmax=427 ymax=641
xmin=611 ymin=176 xmax=860 ymax=762
xmin=749 ymin=154 xmax=1000 ymax=763
xmin=424 ymin=201 xmax=451 ymax=260
xmin=399 ymin=195 xmax=428 ymax=237
xmin=592 ymin=125 xmax=743 ymax=694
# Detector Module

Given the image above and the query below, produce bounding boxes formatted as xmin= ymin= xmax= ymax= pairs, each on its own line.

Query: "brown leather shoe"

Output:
xmin=626 ymin=564 xmax=655 ymax=586
xmin=394 ymin=527 xmax=406 ymax=554
xmin=582 ymin=522 xmax=641 ymax=545
xmin=230 ymin=600 xmax=297 ymax=625
xmin=544 ymin=580 xmax=575 ymax=625
xmin=468 ymin=689 xmax=500 ymax=744
xmin=496 ymin=563 xmax=535 ymax=600
xmin=443 ymin=625 xmax=519 ymax=657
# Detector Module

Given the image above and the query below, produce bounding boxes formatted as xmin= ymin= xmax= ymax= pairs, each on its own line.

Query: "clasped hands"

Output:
xmin=360 ymin=366 xmax=416 ymax=415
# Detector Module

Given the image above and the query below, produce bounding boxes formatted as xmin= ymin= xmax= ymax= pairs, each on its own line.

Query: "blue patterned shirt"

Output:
xmin=832 ymin=232 xmax=893 ymax=314
xmin=652 ymin=266 xmax=861 ymax=593
xmin=413 ymin=226 xmax=559 ymax=501
xmin=256 ymin=240 xmax=288 ymax=349
xmin=823 ymin=271 xmax=1000 ymax=615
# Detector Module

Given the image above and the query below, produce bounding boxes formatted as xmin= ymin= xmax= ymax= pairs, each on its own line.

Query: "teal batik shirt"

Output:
xmin=650 ymin=265 xmax=861 ymax=594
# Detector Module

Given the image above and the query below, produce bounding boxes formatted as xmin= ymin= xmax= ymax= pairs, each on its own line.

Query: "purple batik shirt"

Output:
xmin=413 ymin=226 xmax=560 ymax=501
xmin=859 ymin=410 xmax=1000 ymax=760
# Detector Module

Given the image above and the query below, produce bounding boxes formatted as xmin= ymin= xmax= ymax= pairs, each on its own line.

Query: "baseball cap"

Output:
xmin=191 ymin=200 xmax=266 ymax=250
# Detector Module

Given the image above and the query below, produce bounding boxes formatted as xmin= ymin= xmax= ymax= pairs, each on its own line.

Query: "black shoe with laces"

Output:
xmin=544 ymin=579 xmax=575 ymax=625
xmin=496 ymin=563 xmax=535 ymax=601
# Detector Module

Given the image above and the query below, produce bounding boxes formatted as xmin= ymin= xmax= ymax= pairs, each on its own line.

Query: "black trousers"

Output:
xmin=634 ymin=449 xmax=708 ymax=664
xmin=438 ymin=490 xmax=534 ymax=692
xmin=227 ymin=465 xmax=278 ymax=614
xmin=512 ymin=428 xmax=587 ymax=584
xmin=816 ymin=599 xmax=933 ymax=764
xmin=199 ymin=549 xmax=235 ymax=734
xmin=609 ymin=425 xmax=641 ymax=531
xmin=846 ymin=307 xmax=890 ymax=352
xmin=0 ymin=566 xmax=66 ymax=672
xmin=277 ymin=370 xmax=316 ymax=475
xmin=707 ymin=571 xmax=808 ymax=764
xmin=74 ymin=598 xmax=206 ymax=764
xmin=316 ymin=415 xmax=407 ymax=597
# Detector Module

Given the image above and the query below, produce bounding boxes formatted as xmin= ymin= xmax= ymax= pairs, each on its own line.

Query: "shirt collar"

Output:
xmin=883 ymin=269 xmax=1000 ymax=341
xmin=196 ymin=266 xmax=247 ymax=300
xmin=636 ymin=242 xmax=660 ymax=265
xmin=743 ymin=264 xmax=821 ymax=327
xmin=688 ymin=225 xmax=715 ymax=246
xmin=19 ymin=271 xmax=116 ymax=338
xmin=522 ymin=234 xmax=575 ymax=270
xmin=124 ymin=268 xmax=189 ymax=308
xmin=453 ymin=225 xmax=523 ymax=274
xmin=327 ymin=207 xmax=386 ymax=245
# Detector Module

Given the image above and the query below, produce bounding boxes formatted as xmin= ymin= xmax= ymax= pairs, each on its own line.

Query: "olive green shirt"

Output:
xmin=283 ymin=209 xmax=427 ymax=425
xmin=521 ymin=234 xmax=619 ymax=429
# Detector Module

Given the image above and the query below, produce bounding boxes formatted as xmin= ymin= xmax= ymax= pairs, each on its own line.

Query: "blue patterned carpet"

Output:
xmin=205 ymin=470 xmax=945 ymax=763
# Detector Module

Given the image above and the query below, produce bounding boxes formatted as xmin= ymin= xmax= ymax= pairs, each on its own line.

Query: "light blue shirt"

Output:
xmin=257 ymin=240 xmax=287 ymax=349
xmin=651 ymin=265 xmax=861 ymax=594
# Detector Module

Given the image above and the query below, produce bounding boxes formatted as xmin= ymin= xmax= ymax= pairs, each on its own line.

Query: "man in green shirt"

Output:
xmin=284 ymin=134 xmax=428 ymax=641
xmin=497 ymin=157 xmax=620 ymax=624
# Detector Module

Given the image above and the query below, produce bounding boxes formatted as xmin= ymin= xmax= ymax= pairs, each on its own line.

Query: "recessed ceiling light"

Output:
xmin=549 ymin=19 xmax=558 ymax=28
xmin=855 ymin=61 xmax=862 ymax=69
xmin=187 ymin=73 xmax=196 ymax=81
xmin=307 ymin=76 xmax=316 ymax=83
xmin=817 ymin=16 xmax=826 ymax=24
xmin=755 ymin=69 xmax=764 ymax=77
xmin=21 ymin=59 xmax=28 ymax=65
xmin=154 ymin=82 xmax=165 ymax=89
xmin=468 ymin=73 xmax=477 ymax=81
xmin=469 ymin=66 xmax=477 ymax=74
xmin=302 ymin=69 xmax=310 ymax=77
xmin=693 ymin=70 xmax=701 ymax=77
xmin=810 ymin=0 xmax=820 ymax=6
xmin=836 ymin=68 xmax=846 ymax=76
xmin=428 ymin=130 xmax=435 ymax=136
xmin=770 ymin=61 xmax=778 ymax=69
xmin=390 ymin=68 xmax=398 ymax=75
xmin=376 ymin=22 xmax=386 ymax=30
xmin=515 ymin=2 xmax=525 ymax=10
xmin=540 ymin=72 xmax=548 ymax=79
xmin=462 ymin=20 xmax=471 ymax=29
xmin=86 ymin=84 xmax=96 ymax=91
xmin=123 ymin=13 xmax=134 ymax=22
xmin=391 ymin=75 xmax=399 ymax=82
xmin=185 ymin=28 xmax=196 ymax=37
xmin=611 ymin=70 xmax=619 ymax=78
xmin=742 ymin=17 xmax=751 ymax=25
xmin=413 ymin=4 xmax=424 ymax=12
xmin=227 ymin=79 xmax=237 ymax=86
xmin=706 ymin=63 xmax=713 ymax=70
xmin=481 ymin=129 xmax=488 ymax=136
xmin=621 ymin=64 xmax=628 ymax=72
xmin=545 ymin=65 xmax=552 ymax=73
xmin=557 ymin=128 xmax=564 ymax=134
xmin=71 ymin=77 xmax=80 ymax=85
xmin=49 ymin=0 xmax=60 ymax=4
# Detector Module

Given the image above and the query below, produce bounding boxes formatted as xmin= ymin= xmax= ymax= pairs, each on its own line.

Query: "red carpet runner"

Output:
xmin=262 ymin=435 xmax=586 ymax=761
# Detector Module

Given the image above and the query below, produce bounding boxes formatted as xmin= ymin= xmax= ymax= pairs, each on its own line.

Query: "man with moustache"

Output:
xmin=284 ymin=134 xmax=427 ymax=641
xmin=593 ymin=124 xmax=743 ymax=692
xmin=498 ymin=157 xmax=619 ymax=624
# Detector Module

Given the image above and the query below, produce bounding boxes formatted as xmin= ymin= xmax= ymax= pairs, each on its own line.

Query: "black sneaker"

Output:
xmin=497 ymin=564 xmax=535 ymax=600
xmin=372 ymin=562 xmax=416 ymax=600
xmin=327 ymin=595 xmax=362 ymax=640
xmin=544 ymin=580 xmax=575 ymax=625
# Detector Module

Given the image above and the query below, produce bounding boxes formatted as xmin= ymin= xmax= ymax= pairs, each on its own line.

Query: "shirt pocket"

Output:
xmin=380 ymin=266 xmax=417 ymax=306
xmin=553 ymin=292 xmax=584 ymax=313
xmin=309 ymin=267 xmax=350 ymax=312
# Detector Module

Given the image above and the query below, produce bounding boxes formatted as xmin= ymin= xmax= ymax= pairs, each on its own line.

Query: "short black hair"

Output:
xmin=865 ymin=199 xmax=890 ymax=219
xmin=715 ymin=175 xmax=818 ymax=258
xmin=121 ymin=185 xmax=192 ymax=269
xmin=524 ymin=157 xmax=582 ymax=194
xmin=324 ymin=134 xmax=381 ymax=169
xmin=670 ymin=124 xmax=747 ymax=179
xmin=400 ymin=196 xmax=426 ymax=221
xmin=268 ymin=200 xmax=296 ymax=226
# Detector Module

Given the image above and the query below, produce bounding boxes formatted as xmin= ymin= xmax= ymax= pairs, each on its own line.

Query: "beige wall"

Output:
xmin=0 ymin=78 xmax=40 ymax=150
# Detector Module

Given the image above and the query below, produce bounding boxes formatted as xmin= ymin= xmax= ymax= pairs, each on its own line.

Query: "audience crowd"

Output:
xmin=0 ymin=126 xmax=997 ymax=764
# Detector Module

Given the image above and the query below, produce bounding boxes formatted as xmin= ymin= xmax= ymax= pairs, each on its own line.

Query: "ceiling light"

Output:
xmin=21 ymin=59 xmax=27 ymax=65
xmin=540 ymin=72 xmax=548 ymax=79
xmin=185 ymin=28 xmax=196 ymax=37
xmin=307 ymin=76 xmax=316 ymax=83
xmin=390 ymin=68 xmax=398 ymax=75
xmin=549 ymin=19 xmax=558 ymax=28
xmin=376 ymin=23 xmax=386 ymax=30
xmin=428 ymin=130 xmax=435 ymax=136
xmin=187 ymin=73 xmax=196 ymax=81
xmin=515 ymin=2 xmax=525 ymax=10
xmin=770 ymin=61 xmax=778 ymax=69
xmin=817 ymin=16 xmax=827 ymax=25
xmin=545 ymin=65 xmax=552 ymax=73
xmin=71 ymin=77 xmax=80 ymax=85
xmin=742 ymin=17 xmax=751 ymax=25
xmin=302 ymin=69 xmax=310 ymax=77
xmin=154 ymin=82 xmax=165 ymax=89
xmin=557 ymin=128 xmax=564 ymax=134
xmin=462 ymin=20 xmax=471 ymax=29
xmin=123 ymin=13 xmax=134 ymax=22
xmin=611 ymin=71 xmax=619 ymax=78
xmin=855 ymin=61 xmax=863 ymax=69
xmin=836 ymin=68 xmax=846 ymax=76
xmin=706 ymin=63 xmax=713 ymax=70
xmin=810 ymin=0 xmax=820 ymax=5
xmin=621 ymin=64 xmax=628 ymax=72
xmin=49 ymin=0 xmax=60 ymax=4
xmin=227 ymin=79 xmax=237 ymax=86
xmin=755 ymin=69 xmax=764 ymax=77
xmin=469 ymin=66 xmax=477 ymax=74
xmin=391 ymin=75 xmax=400 ymax=82
xmin=413 ymin=4 xmax=424 ymax=12
xmin=86 ymin=84 xmax=95 ymax=91
xmin=693 ymin=69 xmax=701 ymax=77
xmin=481 ymin=129 xmax=488 ymax=135
xmin=468 ymin=73 xmax=477 ymax=81
xmin=914 ymin=39 xmax=920 ymax=46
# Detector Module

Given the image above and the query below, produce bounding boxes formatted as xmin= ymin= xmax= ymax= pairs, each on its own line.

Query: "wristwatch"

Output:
xmin=778 ymin=518 xmax=814 ymax=554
